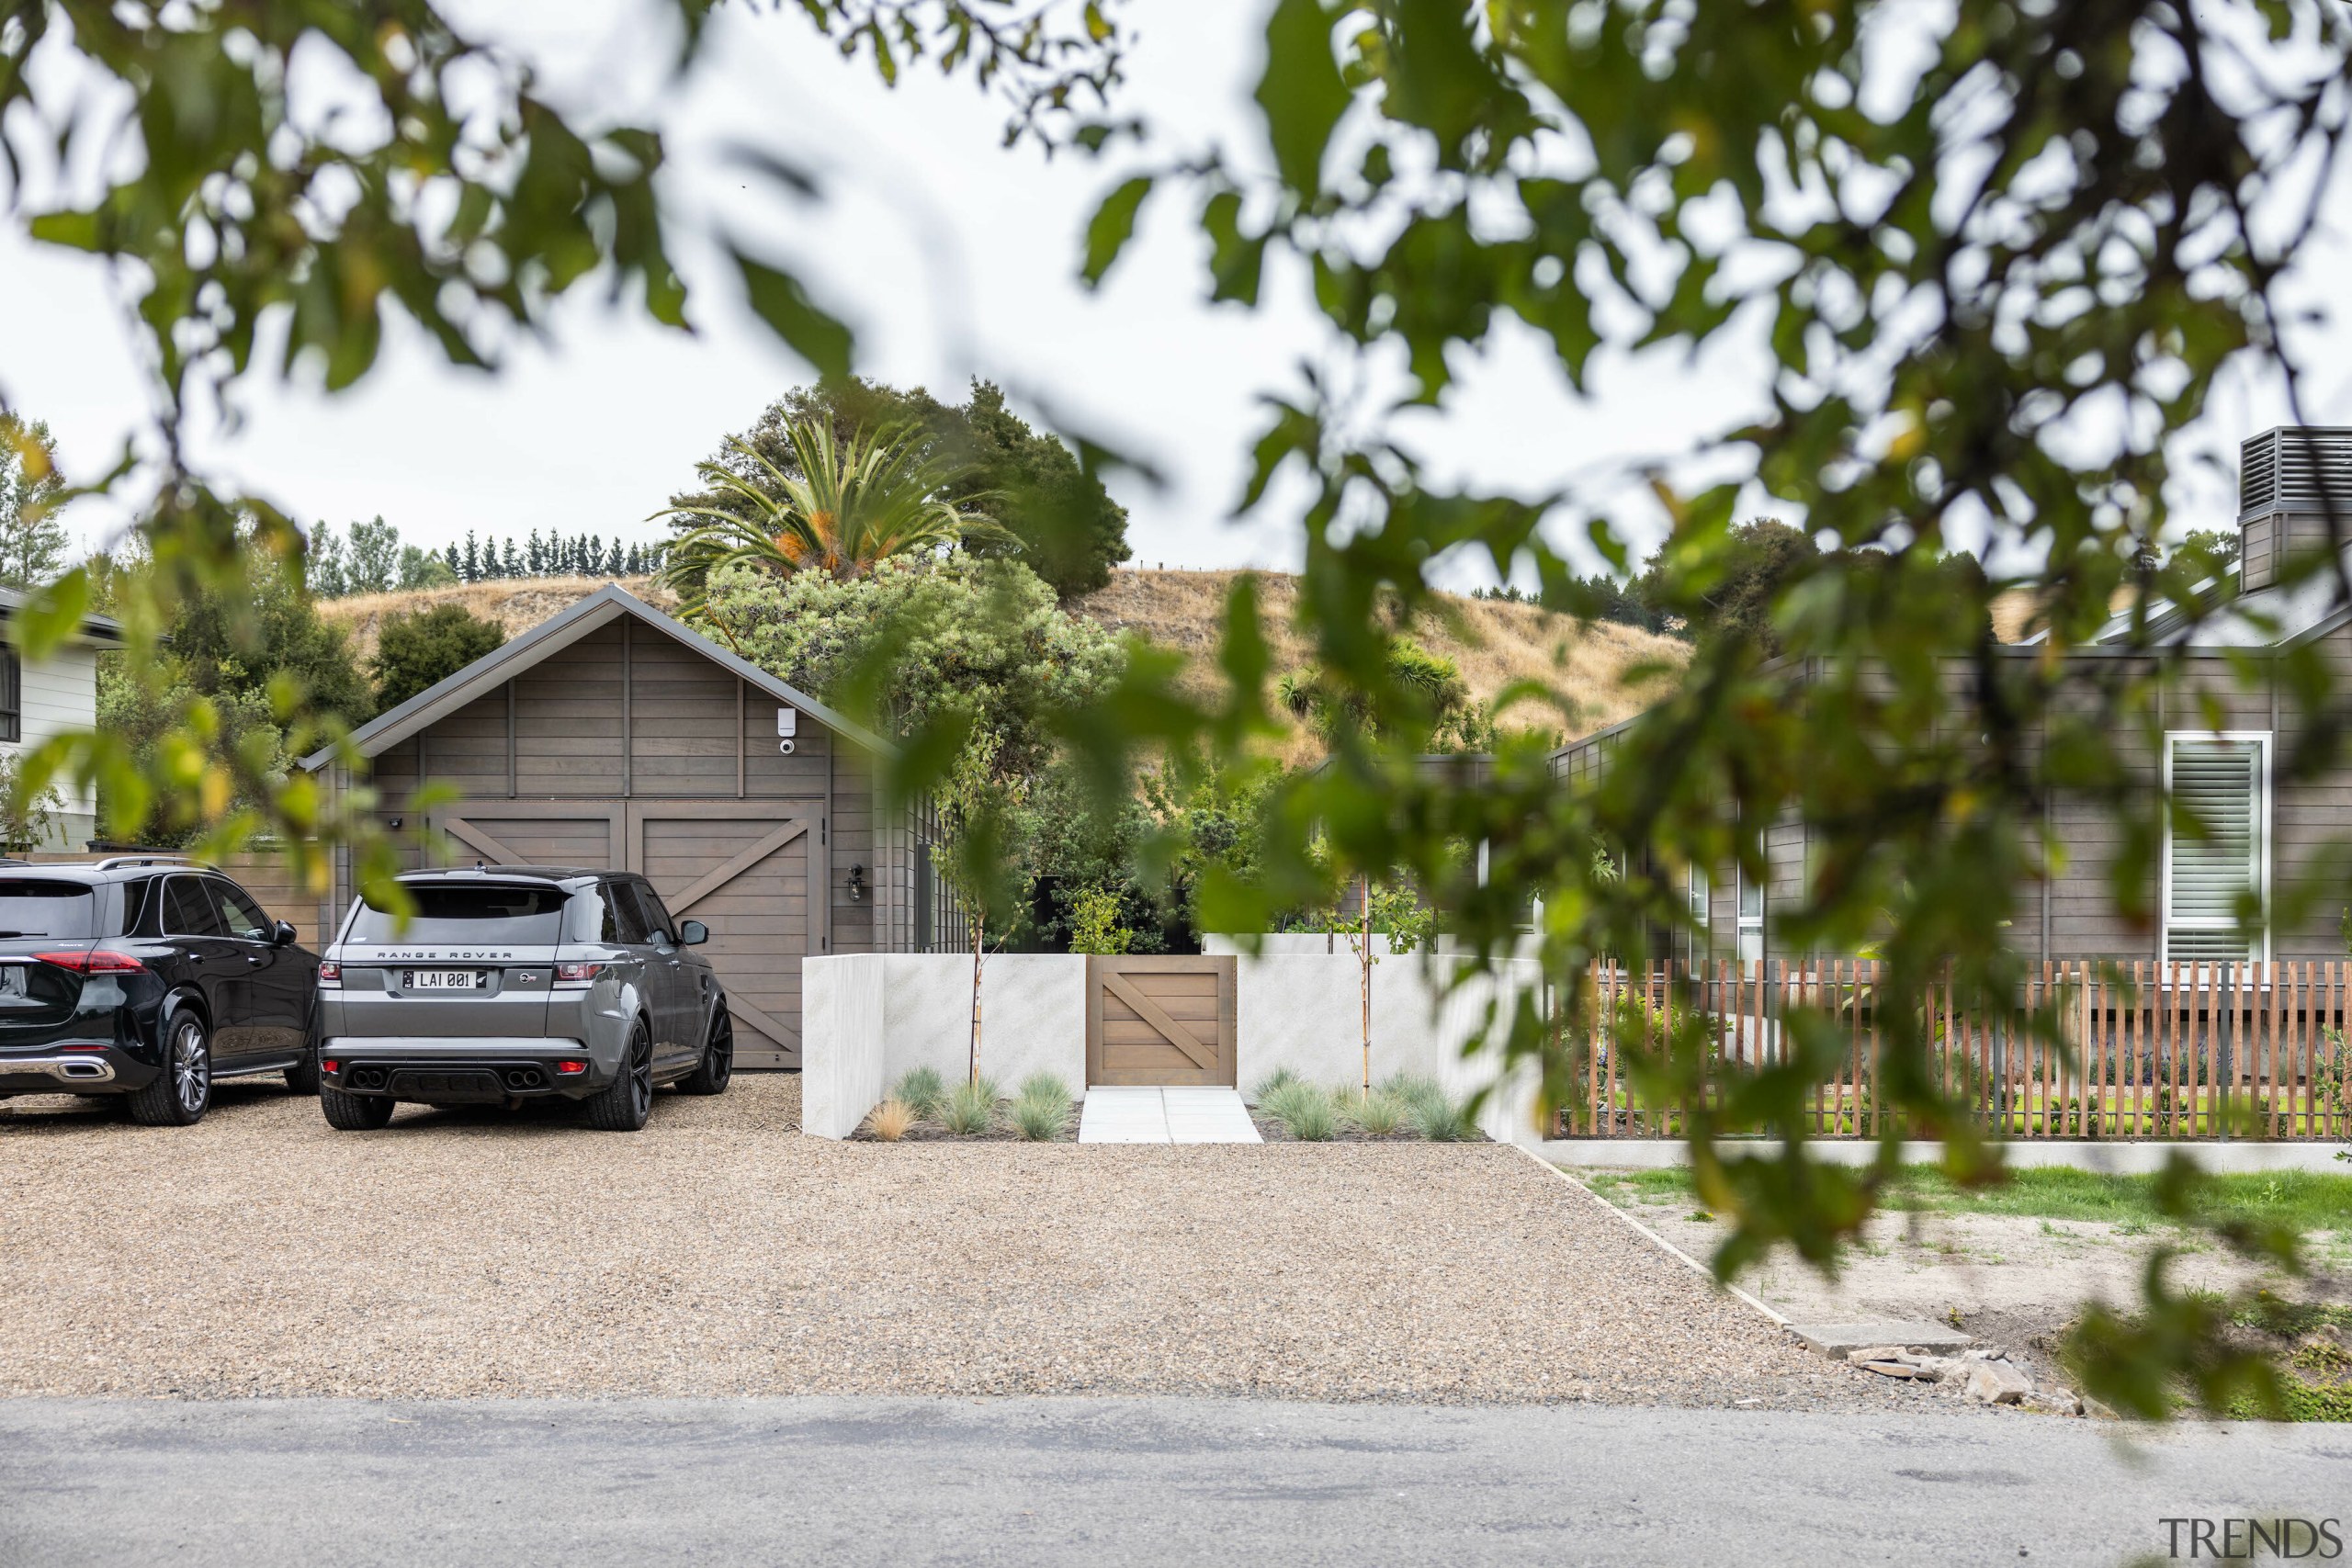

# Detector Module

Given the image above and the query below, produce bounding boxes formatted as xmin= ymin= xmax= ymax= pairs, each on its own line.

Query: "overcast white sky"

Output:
xmin=2 ymin=0 xmax=2347 ymax=585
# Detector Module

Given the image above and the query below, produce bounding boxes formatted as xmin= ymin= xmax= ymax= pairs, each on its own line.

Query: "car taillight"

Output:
xmin=556 ymin=1059 xmax=588 ymax=1075
xmin=318 ymin=960 xmax=342 ymax=987
xmin=321 ymin=1059 xmax=339 ymax=1074
xmin=35 ymin=950 xmax=144 ymax=974
xmin=554 ymin=963 xmax=603 ymax=983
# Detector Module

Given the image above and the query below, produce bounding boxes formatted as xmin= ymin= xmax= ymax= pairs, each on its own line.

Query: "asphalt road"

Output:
xmin=1 ymin=1397 xmax=2345 ymax=1567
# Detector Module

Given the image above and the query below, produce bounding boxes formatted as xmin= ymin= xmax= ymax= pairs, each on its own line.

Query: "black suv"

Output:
xmin=0 ymin=857 xmax=321 ymax=1125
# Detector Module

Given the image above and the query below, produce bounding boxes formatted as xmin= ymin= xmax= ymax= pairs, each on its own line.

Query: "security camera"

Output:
xmin=777 ymin=738 xmax=796 ymax=755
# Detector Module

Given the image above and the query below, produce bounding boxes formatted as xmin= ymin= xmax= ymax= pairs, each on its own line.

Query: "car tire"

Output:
xmin=582 ymin=1021 xmax=654 ymax=1132
xmin=676 ymin=1004 xmax=733 ymax=1096
xmin=320 ymin=1085 xmax=395 ymax=1131
xmin=284 ymin=1032 xmax=321 ymax=1095
xmin=126 ymin=1004 xmax=211 ymax=1127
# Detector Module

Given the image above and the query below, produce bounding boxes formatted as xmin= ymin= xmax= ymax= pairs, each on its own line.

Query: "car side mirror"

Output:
xmin=273 ymin=919 xmax=299 ymax=947
xmin=678 ymin=919 xmax=708 ymax=946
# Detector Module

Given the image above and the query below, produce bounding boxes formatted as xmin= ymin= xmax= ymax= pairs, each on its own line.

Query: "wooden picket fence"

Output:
xmin=1563 ymin=959 xmax=2352 ymax=1142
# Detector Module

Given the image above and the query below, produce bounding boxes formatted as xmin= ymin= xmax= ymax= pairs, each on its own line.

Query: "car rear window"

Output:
xmin=348 ymin=884 xmax=571 ymax=944
xmin=0 ymin=879 xmax=97 ymax=940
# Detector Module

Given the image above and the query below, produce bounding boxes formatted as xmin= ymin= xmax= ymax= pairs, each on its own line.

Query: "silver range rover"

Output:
xmin=315 ymin=867 xmax=734 ymax=1132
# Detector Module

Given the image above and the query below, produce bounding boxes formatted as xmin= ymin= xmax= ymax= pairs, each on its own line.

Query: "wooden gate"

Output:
xmin=1085 ymin=954 xmax=1237 ymax=1087
xmin=434 ymin=798 xmax=820 ymax=1069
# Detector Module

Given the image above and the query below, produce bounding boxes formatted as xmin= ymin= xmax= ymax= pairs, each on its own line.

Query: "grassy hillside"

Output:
xmin=319 ymin=569 xmax=1687 ymax=753
xmin=319 ymin=576 xmax=677 ymax=663
xmin=1072 ymin=570 xmax=1685 ymax=757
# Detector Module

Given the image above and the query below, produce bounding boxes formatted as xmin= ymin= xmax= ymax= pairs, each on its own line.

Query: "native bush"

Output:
xmin=370 ymin=603 xmax=508 ymax=709
xmin=699 ymin=555 xmax=1122 ymax=786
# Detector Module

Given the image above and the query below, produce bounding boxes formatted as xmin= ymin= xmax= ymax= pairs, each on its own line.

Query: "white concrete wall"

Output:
xmin=801 ymin=953 xmax=888 ymax=1139
xmin=804 ymin=942 xmax=1550 ymax=1145
xmin=1217 ymin=942 xmax=1546 ymax=1145
xmin=876 ymin=953 xmax=1087 ymax=1093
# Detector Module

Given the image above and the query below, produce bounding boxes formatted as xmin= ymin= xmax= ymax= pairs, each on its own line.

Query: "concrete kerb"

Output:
xmin=1539 ymin=1138 xmax=2352 ymax=1174
xmin=1508 ymin=1144 xmax=1792 ymax=1330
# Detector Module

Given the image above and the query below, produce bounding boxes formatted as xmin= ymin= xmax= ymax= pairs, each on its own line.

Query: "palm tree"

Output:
xmin=656 ymin=418 xmax=1005 ymax=615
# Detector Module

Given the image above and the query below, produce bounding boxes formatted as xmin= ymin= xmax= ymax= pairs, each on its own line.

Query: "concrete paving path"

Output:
xmin=1077 ymin=1085 xmax=1262 ymax=1143
xmin=1 ymin=1396 xmax=2342 ymax=1568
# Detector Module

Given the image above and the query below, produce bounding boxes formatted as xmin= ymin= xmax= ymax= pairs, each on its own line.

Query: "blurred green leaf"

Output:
xmin=1081 ymin=175 xmax=1154 ymax=286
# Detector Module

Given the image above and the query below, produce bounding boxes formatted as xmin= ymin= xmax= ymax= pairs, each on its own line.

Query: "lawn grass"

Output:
xmin=1582 ymin=1164 xmax=2352 ymax=1235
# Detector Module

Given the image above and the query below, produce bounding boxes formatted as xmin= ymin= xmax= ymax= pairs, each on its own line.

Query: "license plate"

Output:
xmin=0 ymin=967 xmax=23 ymax=998
xmin=402 ymin=969 xmax=485 ymax=991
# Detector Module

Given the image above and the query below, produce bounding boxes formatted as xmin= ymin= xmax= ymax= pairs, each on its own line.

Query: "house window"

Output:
xmin=0 ymin=647 xmax=18 ymax=743
xmin=1736 ymin=870 xmax=1763 ymax=964
xmin=2162 ymin=732 xmax=2268 ymax=964
xmin=1687 ymin=865 xmax=1710 ymax=930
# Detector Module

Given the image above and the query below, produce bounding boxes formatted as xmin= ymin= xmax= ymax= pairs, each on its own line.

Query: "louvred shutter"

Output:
xmin=2166 ymin=739 xmax=2261 ymax=962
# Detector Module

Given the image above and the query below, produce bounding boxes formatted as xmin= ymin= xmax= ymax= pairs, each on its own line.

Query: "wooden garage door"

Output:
xmin=629 ymin=802 xmax=816 ymax=1071
xmin=1085 ymin=955 xmax=1237 ymax=1087
xmin=435 ymin=798 xmax=820 ymax=1071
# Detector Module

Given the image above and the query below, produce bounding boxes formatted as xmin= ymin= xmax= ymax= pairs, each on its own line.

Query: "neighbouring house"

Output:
xmin=297 ymin=584 xmax=955 ymax=1068
xmin=0 ymin=587 xmax=125 ymax=851
xmin=1552 ymin=425 xmax=2352 ymax=968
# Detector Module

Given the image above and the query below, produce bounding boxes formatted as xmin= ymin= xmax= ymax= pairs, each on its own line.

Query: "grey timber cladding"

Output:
xmin=306 ymin=587 xmax=946 ymax=1069
xmin=1546 ymin=637 xmax=2352 ymax=964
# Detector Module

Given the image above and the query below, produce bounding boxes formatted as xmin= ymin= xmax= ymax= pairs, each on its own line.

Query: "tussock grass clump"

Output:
xmin=1344 ymin=1087 xmax=1408 ymax=1136
xmin=1401 ymin=1080 xmax=1476 ymax=1141
xmin=1010 ymin=1072 xmax=1075 ymax=1141
xmin=895 ymin=1066 xmax=949 ymax=1121
xmin=1261 ymin=1080 xmax=1337 ymax=1141
xmin=1016 ymin=1072 xmax=1073 ymax=1107
xmin=1250 ymin=1066 xmax=1302 ymax=1104
xmin=1010 ymin=1094 xmax=1073 ymax=1141
xmin=865 ymin=1098 xmax=917 ymax=1141
xmin=941 ymin=1078 xmax=1000 ymax=1135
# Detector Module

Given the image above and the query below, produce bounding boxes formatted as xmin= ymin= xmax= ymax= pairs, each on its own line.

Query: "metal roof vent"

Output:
xmin=2239 ymin=426 xmax=2352 ymax=520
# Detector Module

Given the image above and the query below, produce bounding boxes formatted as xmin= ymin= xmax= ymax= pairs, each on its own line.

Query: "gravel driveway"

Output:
xmin=0 ymin=1077 xmax=1917 ymax=1410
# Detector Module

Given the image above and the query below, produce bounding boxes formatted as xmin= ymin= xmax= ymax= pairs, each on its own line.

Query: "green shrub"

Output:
xmin=371 ymin=602 xmax=508 ymax=708
xmin=1010 ymin=1093 xmax=1072 ymax=1141
xmin=941 ymin=1079 xmax=999 ymax=1135
xmin=895 ymin=1066 xmax=949 ymax=1120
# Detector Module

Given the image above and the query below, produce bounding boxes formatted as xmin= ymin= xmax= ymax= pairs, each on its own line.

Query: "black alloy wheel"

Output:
xmin=678 ymin=1006 xmax=734 ymax=1096
xmin=584 ymin=1023 xmax=654 ymax=1132
xmin=128 ymin=1008 xmax=212 ymax=1127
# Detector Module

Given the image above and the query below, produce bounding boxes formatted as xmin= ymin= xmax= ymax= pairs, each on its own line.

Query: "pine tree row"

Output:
xmin=438 ymin=530 xmax=666 ymax=584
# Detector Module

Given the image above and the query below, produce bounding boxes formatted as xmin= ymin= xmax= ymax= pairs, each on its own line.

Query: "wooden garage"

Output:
xmin=300 ymin=585 xmax=947 ymax=1068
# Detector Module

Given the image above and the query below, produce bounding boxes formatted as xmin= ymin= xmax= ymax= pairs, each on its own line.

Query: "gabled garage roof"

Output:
xmin=299 ymin=582 xmax=892 ymax=771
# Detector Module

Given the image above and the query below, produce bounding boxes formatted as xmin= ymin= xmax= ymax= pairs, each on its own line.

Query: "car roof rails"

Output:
xmin=93 ymin=854 xmax=219 ymax=872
